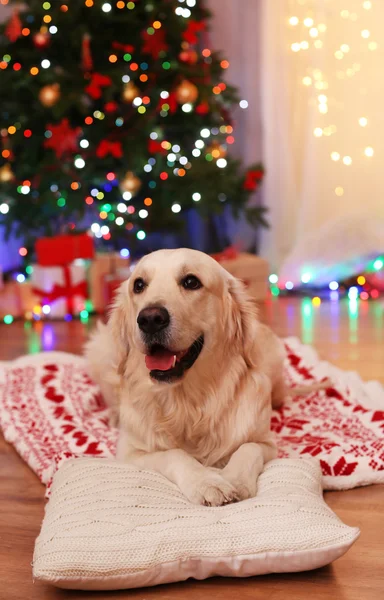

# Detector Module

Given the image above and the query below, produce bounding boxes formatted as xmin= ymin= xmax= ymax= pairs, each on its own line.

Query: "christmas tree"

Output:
xmin=0 ymin=0 xmax=265 ymax=258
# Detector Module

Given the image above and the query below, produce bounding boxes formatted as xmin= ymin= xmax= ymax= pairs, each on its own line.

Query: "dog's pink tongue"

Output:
xmin=145 ymin=349 xmax=175 ymax=371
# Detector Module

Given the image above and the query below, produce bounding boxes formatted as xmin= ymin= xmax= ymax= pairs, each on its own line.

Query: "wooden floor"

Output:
xmin=0 ymin=296 xmax=383 ymax=600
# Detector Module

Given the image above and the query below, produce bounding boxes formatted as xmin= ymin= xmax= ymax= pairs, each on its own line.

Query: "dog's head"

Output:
xmin=109 ymin=248 xmax=259 ymax=385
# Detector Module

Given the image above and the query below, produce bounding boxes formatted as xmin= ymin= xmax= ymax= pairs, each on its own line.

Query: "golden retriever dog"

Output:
xmin=85 ymin=248 xmax=287 ymax=506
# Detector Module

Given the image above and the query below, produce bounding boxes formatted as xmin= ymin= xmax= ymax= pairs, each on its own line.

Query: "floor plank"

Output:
xmin=0 ymin=296 xmax=383 ymax=600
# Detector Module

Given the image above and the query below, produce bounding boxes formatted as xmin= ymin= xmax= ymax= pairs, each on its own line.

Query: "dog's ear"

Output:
xmin=108 ymin=280 xmax=131 ymax=376
xmin=226 ymin=276 xmax=261 ymax=369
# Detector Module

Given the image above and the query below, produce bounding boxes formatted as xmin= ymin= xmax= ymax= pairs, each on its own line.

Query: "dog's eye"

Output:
xmin=182 ymin=275 xmax=202 ymax=290
xmin=133 ymin=278 xmax=146 ymax=294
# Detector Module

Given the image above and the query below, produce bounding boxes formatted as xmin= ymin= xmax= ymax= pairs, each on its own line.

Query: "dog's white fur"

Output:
xmin=85 ymin=248 xmax=286 ymax=506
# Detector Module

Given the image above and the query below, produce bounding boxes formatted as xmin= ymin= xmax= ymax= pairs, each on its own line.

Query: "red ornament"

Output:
xmin=157 ymin=91 xmax=178 ymax=113
xmin=195 ymin=101 xmax=210 ymax=115
xmin=104 ymin=101 xmax=118 ymax=113
xmin=179 ymin=49 xmax=198 ymax=64
xmin=182 ymin=20 xmax=205 ymax=45
xmin=81 ymin=33 xmax=93 ymax=71
xmin=142 ymin=28 xmax=169 ymax=58
xmin=96 ymin=140 xmax=123 ymax=159
xmin=243 ymin=169 xmax=264 ymax=191
xmin=148 ymin=139 xmax=166 ymax=154
xmin=85 ymin=73 xmax=112 ymax=100
xmin=5 ymin=9 xmax=23 ymax=43
xmin=33 ymin=31 xmax=51 ymax=49
xmin=43 ymin=119 xmax=81 ymax=159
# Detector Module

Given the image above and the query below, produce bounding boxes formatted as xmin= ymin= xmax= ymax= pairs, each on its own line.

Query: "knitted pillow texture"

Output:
xmin=33 ymin=457 xmax=359 ymax=591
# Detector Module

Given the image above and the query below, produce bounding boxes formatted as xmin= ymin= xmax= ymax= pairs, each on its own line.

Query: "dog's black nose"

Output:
xmin=137 ymin=306 xmax=170 ymax=334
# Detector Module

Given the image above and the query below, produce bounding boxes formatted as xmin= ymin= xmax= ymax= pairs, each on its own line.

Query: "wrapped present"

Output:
xmin=35 ymin=233 xmax=94 ymax=266
xmin=0 ymin=280 xmax=37 ymax=318
xmin=212 ymin=247 xmax=269 ymax=301
xmin=31 ymin=263 xmax=88 ymax=317
xmin=89 ymin=253 xmax=131 ymax=312
xmin=0 ymin=281 xmax=22 ymax=318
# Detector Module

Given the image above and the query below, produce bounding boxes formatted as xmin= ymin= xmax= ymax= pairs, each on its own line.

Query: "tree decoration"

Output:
xmin=175 ymin=79 xmax=198 ymax=104
xmin=243 ymin=169 xmax=264 ymax=191
xmin=195 ymin=101 xmax=210 ymax=115
xmin=157 ymin=91 xmax=177 ymax=113
xmin=33 ymin=31 xmax=50 ymax=49
xmin=141 ymin=28 xmax=169 ymax=58
xmin=0 ymin=163 xmax=14 ymax=183
xmin=179 ymin=49 xmax=198 ymax=64
xmin=104 ymin=101 xmax=118 ymax=113
xmin=148 ymin=139 xmax=166 ymax=154
xmin=112 ymin=41 xmax=135 ymax=54
xmin=96 ymin=140 xmax=123 ymax=159
xmin=182 ymin=20 xmax=205 ymax=45
xmin=81 ymin=33 xmax=93 ymax=72
xmin=120 ymin=171 xmax=142 ymax=195
xmin=38 ymin=83 xmax=61 ymax=107
xmin=43 ymin=119 xmax=81 ymax=158
xmin=5 ymin=8 xmax=22 ymax=43
xmin=207 ymin=141 xmax=227 ymax=159
xmin=122 ymin=81 xmax=140 ymax=102
xmin=85 ymin=73 xmax=112 ymax=100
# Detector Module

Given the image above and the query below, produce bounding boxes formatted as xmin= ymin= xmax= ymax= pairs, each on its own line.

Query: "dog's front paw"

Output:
xmin=220 ymin=470 xmax=258 ymax=501
xmin=183 ymin=472 xmax=240 ymax=506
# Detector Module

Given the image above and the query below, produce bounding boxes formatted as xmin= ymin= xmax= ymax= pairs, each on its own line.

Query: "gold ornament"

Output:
xmin=207 ymin=142 xmax=227 ymax=159
xmin=122 ymin=81 xmax=140 ymax=102
xmin=175 ymin=79 xmax=199 ymax=104
xmin=120 ymin=171 xmax=141 ymax=195
xmin=0 ymin=163 xmax=14 ymax=182
xmin=39 ymin=83 xmax=60 ymax=107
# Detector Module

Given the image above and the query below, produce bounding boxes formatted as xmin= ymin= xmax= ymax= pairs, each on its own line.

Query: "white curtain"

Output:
xmin=259 ymin=0 xmax=384 ymax=285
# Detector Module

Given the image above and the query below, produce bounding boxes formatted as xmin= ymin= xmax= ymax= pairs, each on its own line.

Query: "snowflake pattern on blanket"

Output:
xmin=0 ymin=338 xmax=383 ymax=493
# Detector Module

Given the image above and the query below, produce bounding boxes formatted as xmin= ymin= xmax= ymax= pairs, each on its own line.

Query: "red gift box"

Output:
xmin=35 ymin=234 xmax=94 ymax=266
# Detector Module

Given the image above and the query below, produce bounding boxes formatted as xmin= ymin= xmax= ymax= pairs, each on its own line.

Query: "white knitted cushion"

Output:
xmin=33 ymin=457 xmax=359 ymax=591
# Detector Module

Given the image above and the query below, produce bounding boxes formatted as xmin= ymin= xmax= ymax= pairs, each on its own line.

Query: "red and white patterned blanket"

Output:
xmin=0 ymin=337 xmax=383 ymax=493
